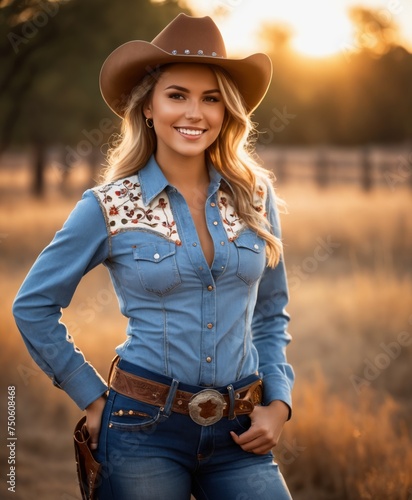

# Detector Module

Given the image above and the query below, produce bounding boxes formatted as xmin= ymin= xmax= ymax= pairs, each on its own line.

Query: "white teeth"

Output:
xmin=176 ymin=128 xmax=204 ymax=136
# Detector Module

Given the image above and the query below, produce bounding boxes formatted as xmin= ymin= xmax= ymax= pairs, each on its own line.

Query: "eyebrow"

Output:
xmin=164 ymin=85 xmax=221 ymax=94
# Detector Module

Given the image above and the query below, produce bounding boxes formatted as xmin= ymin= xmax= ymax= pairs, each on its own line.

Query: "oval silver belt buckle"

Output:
xmin=188 ymin=389 xmax=227 ymax=426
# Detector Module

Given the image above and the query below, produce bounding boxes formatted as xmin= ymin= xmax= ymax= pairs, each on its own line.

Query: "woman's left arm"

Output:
xmin=231 ymin=182 xmax=294 ymax=454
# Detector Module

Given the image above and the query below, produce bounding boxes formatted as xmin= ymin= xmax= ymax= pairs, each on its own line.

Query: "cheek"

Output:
xmin=151 ymin=95 xmax=180 ymax=123
xmin=153 ymin=104 xmax=177 ymax=123
xmin=209 ymin=107 xmax=226 ymax=131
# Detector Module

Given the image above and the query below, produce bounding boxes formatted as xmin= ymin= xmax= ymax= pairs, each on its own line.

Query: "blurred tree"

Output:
xmin=0 ymin=0 xmax=189 ymax=195
xmin=254 ymin=10 xmax=412 ymax=147
xmin=348 ymin=6 xmax=399 ymax=55
xmin=1 ymin=1 xmax=412 ymax=192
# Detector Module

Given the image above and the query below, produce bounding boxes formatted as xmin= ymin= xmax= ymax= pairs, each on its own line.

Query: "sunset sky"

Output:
xmin=182 ymin=0 xmax=412 ymax=57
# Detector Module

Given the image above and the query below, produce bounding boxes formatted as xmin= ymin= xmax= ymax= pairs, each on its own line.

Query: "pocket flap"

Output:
xmin=233 ymin=232 xmax=264 ymax=253
xmin=133 ymin=242 xmax=176 ymax=263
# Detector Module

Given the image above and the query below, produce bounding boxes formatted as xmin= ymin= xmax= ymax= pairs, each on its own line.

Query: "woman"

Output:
xmin=13 ymin=13 xmax=294 ymax=499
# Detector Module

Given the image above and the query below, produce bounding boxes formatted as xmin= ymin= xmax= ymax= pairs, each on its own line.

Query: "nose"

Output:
xmin=184 ymin=99 xmax=202 ymax=121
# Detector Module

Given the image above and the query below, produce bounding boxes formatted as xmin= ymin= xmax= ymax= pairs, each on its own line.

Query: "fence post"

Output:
xmin=361 ymin=146 xmax=373 ymax=191
xmin=32 ymin=141 xmax=46 ymax=197
xmin=275 ymin=150 xmax=287 ymax=183
xmin=316 ymin=148 xmax=329 ymax=188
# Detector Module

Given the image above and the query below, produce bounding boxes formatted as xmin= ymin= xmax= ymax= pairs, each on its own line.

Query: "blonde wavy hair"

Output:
xmin=102 ymin=64 xmax=283 ymax=267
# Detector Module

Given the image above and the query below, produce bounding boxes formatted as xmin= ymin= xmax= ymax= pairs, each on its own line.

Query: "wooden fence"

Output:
xmin=258 ymin=145 xmax=412 ymax=191
xmin=1 ymin=145 xmax=412 ymax=196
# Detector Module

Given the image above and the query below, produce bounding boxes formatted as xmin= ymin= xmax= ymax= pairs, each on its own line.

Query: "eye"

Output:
xmin=204 ymin=95 xmax=220 ymax=103
xmin=168 ymin=93 xmax=185 ymax=100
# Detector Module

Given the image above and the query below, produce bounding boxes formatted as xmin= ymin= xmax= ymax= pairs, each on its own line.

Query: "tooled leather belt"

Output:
xmin=109 ymin=365 xmax=263 ymax=426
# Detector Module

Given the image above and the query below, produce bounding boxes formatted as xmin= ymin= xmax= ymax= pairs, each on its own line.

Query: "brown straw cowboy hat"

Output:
xmin=99 ymin=13 xmax=272 ymax=117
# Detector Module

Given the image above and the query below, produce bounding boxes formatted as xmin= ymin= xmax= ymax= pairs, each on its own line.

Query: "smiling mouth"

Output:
xmin=175 ymin=127 xmax=206 ymax=136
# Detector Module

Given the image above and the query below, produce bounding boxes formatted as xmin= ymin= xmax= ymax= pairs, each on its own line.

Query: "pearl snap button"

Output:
xmin=206 ymin=356 xmax=212 ymax=363
xmin=154 ymin=253 xmax=160 ymax=259
xmin=213 ymin=221 xmax=218 ymax=226
xmin=254 ymin=244 xmax=259 ymax=250
xmin=210 ymin=202 xmax=216 ymax=207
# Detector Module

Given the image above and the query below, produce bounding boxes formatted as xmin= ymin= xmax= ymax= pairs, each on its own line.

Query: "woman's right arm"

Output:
xmin=12 ymin=190 xmax=110 ymax=410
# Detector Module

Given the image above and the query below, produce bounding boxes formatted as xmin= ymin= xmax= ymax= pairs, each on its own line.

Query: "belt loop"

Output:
xmin=161 ymin=379 xmax=179 ymax=418
xmin=227 ymin=384 xmax=236 ymax=420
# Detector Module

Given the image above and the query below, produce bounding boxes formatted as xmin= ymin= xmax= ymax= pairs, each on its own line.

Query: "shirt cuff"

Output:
xmin=59 ymin=362 xmax=108 ymax=410
xmin=262 ymin=374 xmax=293 ymax=420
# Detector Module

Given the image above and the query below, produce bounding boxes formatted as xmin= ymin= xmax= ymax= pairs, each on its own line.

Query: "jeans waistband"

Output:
xmin=117 ymin=358 xmax=261 ymax=395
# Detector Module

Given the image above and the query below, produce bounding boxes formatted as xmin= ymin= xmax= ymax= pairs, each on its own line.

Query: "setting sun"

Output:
xmin=182 ymin=0 xmax=412 ymax=58
xmin=183 ymin=0 xmax=354 ymax=58
xmin=287 ymin=4 xmax=353 ymax=58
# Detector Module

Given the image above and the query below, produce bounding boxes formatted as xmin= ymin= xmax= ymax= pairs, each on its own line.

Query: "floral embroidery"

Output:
xmin=93 ymin=175 xmax=267 ymax=245
xmin=253 ymin=184 xmax=267 ymax=216
xmin=218 ymin=182 xmax=267 ymax=241
xmin=218 ymin=194 xmax=242 ymax=241
xmin=93 ymin=177 xmax=181 ymax=244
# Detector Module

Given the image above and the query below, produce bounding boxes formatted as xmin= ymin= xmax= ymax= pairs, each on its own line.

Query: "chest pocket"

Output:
xmin=133 ymin=242 xmax=182 ymax=296
xmin=233 ymin=231 xmax=266 ymax=285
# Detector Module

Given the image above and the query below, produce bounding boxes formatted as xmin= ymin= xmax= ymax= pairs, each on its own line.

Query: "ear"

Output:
xmin=143 ymin=99 xmax=153 ymax=119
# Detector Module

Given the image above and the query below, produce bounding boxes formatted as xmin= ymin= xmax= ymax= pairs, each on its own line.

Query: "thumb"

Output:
xmin=86 ymin=420 xmax=101 ymax=450
xmin=230 ymin=431 xmax=241 ymax=444
xmin=89 ymin=440 xmax=99 ymax=451
xmin=88 ymin=427 xmax=99 ymax=450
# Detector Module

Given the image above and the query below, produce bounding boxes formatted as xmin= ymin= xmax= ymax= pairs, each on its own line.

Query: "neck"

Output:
xmin=155 ymin=151 xmax=210 ymax=191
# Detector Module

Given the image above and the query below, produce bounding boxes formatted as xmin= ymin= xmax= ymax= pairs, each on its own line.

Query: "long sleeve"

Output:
xmin=251 ymin=185 xmax=295 ymax=416
xmin=12 ymin=190 xmax=110 ymax=410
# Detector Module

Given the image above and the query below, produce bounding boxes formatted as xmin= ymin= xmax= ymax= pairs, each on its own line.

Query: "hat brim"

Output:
xmin=99 ymin=41 xmax=272 ymax=117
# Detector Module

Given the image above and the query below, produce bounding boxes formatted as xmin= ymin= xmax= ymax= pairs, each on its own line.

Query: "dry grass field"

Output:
xmin=0 ymin=157 xmax=411 ymax=499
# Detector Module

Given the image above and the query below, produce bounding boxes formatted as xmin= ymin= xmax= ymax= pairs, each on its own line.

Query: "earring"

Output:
xmin=145 ymin=118 xmax=154 ymax=129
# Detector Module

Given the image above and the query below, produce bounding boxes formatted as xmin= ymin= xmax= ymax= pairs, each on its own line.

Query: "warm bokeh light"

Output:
xmin=287 ymin=4 xmax=353 ymax=58
xmin=181 ymin=0 xmax=412 ymax=57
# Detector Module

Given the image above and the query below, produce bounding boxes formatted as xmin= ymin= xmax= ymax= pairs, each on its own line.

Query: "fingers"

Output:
xmin=230 ymin=430 xmax=274 ymax=455
xmin=86 ymin=422 xmax=100 ymax=448
xmin=85 ymin=395 xmax=107 ymax=452
xmin=87 ymin=424 xmax=101 ymax=450
xmin=230 ymin=403 xmax=288 ymax=454
xmin=89 ymin=440 xmax=99 ymax=451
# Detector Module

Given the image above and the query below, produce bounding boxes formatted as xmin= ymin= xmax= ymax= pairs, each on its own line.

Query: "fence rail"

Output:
xmin=258 ymin=145 xmax=412 ymax=190
xmin=1 ymin=145 xmax=412 ymax=196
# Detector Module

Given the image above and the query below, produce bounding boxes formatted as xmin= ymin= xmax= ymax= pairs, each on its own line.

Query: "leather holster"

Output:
xmin=73 ymin=415 xmax=101 ymax=500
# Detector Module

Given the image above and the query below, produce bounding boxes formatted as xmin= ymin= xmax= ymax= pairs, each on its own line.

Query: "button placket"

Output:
xmin=206 ymin=193 xmax=230 ymax=279
xmin=169 ymin=188 xmax=217 ymax=386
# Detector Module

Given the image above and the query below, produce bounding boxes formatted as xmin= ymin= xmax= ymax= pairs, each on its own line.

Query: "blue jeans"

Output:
xmin=94 ymin=360 xmax=292 ymax=499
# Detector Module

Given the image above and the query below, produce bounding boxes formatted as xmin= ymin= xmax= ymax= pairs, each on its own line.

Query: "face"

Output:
xmin=144 ymin=64 xmax=226 ymax=163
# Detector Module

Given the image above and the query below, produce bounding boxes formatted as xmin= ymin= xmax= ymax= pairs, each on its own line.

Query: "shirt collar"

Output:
xmin=138 ymin=155 xmax=170 ymax=206
xmin=138 ymin=154 xmax=233 ymax=206
xmin=208 ymin=162 xmax=226 ymax=195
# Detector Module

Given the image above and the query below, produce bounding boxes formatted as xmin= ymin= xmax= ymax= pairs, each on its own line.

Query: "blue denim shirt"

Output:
xmin=13 ymin=156 xmax=294 ymax=411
